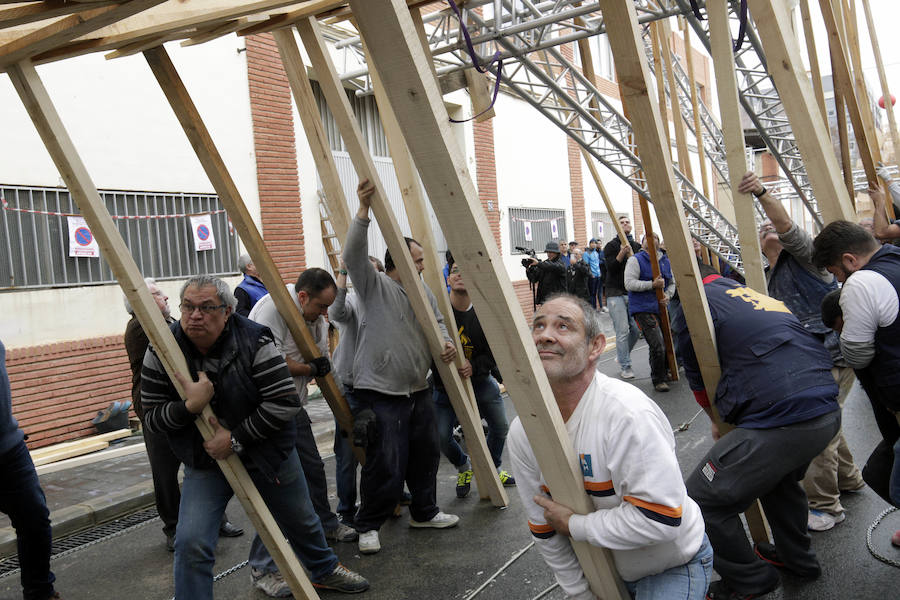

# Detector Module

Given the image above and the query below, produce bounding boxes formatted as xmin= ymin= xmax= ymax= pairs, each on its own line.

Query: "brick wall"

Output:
xmin=512 ymin=279 xmax=536 ymax=324
xmin=245 ymin=33 xmax=306 ymax=280
xmin=473 ymin=118 xmax=502 ymax=250
xmin=7 ymin=337 xmax=131 ymax=449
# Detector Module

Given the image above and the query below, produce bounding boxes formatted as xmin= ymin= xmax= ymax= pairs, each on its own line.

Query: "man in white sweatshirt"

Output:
xmin=508 ymin=293 xmax=711 ymax=599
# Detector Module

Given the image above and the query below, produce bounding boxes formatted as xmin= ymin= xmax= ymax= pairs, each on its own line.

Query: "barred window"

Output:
xmin=509 ymin=207 xmax=567 ymax=254
xmin=0 ymin=185 xmax=240 ymax=290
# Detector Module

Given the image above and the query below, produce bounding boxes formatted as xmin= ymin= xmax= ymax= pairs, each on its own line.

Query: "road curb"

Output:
xmin=0 ymin=481 xmax=156 ymax=559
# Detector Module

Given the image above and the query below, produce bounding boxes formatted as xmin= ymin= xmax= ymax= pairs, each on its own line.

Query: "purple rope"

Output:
xmin=689 ymin=0 xmax=704 ymax=20
xmin=733 ymin=0 xmax=748 ymax=52
xmin=446 ymin=0 xmax=503 ymax=123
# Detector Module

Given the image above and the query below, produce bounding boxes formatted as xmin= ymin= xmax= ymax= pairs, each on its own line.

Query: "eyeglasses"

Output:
xmin=179 ymin=302 xmax=226 ymax=315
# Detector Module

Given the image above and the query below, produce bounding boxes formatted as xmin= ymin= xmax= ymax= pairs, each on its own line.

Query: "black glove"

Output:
xmin=352 ymin=408 xmax=377 ymax=449
xmin=308 ymin=356 xmax=331 ymax=378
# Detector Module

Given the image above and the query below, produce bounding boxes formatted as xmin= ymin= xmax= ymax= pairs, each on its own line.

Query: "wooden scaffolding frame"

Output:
xmin=2 ymin=0 xmax=888 ymax=596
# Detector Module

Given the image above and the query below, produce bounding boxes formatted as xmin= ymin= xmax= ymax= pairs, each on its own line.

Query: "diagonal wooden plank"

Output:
xmin=0 ymin=0 xmax=119 ymax=31
xmin=0 ymin=0 xmax=164 ymax=68
xmin=348 ymin=1 xmax=624 ymax=596
xmin=272 ymin=28 xmax=351 ymax=242
xmin=707 ymin=0 xmax=766 ymax=293
xmin=745 ymin=0 xmax=854 ymax=224
xmin=294 ymin=16 xmax=508 ymax=507
xmin=141 ymin=45 xmax=362 ymax=468
xmin=8 ymin=57 xmax=320 ymax=600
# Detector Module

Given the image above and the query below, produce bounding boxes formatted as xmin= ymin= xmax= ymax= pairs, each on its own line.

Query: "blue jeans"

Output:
xmin=175 ymin=451 xmax=337 ymax=599
xmin=334 ymin=389 xmax=359 ymax=521
xmin=608 ymin=295 xmax=640 ymax=369
xmin=351 ymin=388 xmax=440 ymax=532
xmin=0 ymin=440 xmax=56 ymax=600
xmin=588 ymin=276 xmax=603 ymax=309
xmin=624 ymin=535 xmax=713 ymax=599
xmin=433 ymin=375 xmax=509 ymax=469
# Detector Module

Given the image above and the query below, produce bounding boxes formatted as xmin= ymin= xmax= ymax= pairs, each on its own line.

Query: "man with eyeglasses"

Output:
xmin=123 ymin=278 xmax=243 ymax=552
xmin=140 ymin=275 xmax=368 ymax=598
xmin=246 ymin=267 xmax=358 ymax=597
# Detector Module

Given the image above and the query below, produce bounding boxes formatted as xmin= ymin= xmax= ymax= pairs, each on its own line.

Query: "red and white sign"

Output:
xmin=190 ymin=214 xmax=216 ymax=251
xmin=67 ymin=216 xmax=100 ymax=258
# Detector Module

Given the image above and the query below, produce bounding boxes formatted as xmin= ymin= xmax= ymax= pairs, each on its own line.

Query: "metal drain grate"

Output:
xmin=0 ymin=507 xmax=160 ymax=578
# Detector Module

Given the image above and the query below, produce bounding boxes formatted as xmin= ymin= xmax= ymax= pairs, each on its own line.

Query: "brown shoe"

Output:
xmin=654 ymin=382 xmax=670 ymax=392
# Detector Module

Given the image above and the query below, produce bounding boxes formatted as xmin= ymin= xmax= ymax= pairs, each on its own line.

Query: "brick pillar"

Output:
xmin=561 ymin=43 xmax=587 ymax=244
xmin=245 ymin=33 xmax=305 ymax=279
xmin=473 ymin=118 xmax=502 ymax=250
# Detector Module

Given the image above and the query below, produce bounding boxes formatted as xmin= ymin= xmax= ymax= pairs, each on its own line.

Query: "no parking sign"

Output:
xmin=66 ymin=216 xmax=100 ymax=257
xmin=190 ymin=214 xmax=216 ymax=251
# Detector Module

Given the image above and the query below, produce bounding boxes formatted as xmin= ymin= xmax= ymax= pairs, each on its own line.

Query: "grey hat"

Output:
xmin=544 ymin=241 xmax=561 ymax=253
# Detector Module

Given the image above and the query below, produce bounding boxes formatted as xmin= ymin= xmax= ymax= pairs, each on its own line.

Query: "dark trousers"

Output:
xmin=333 ymin=408 xmax=359 ymax=522
xmin=634 ymin=312 xmax=666 ymax=384
xmin=686 ymin=411 xmax=840 ymax=594
xmin=294 ymin=406 xmax=340 ymax=532
xmin=0 ymin=440 xmax=56 ymax=600
xmin=351 ymin=388 xmax=440 ymax=532
xmin=588 ymin=276 xmax=602 ymax=309
xmin=143 ymin=425 xmax=182 ymax=537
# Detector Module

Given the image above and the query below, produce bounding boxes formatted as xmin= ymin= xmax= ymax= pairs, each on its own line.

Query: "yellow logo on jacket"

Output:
xmin=725 ymin=287 xmax=791 ymax=314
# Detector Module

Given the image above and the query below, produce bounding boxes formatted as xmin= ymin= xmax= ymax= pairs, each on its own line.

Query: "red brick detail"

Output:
xmin=6 ymin=337 xmax=132 ymax=449
xmin=512 ymin=280 xmax=536 ymax=324
xmin=245 ymin=33 xmax=305 ymax=281
xmin=473 ymin=118 xmax=502 ymax=250
xmin=567 ymin=137 xmax=586 ymax=243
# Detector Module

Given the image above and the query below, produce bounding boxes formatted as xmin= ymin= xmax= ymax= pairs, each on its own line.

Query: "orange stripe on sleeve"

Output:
xmin=624 ymin=496 xmax=683 ymax=518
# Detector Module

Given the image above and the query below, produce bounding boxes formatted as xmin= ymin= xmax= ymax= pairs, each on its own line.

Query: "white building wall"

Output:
xmin=0 ymin=37 xmax=258 ymax=348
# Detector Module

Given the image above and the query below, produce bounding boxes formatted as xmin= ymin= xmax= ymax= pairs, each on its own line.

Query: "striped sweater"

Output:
xmin=141 ymin=316 xmax=300 ymax=471
xmin=508 ymin=372 xmax=705 ymax=595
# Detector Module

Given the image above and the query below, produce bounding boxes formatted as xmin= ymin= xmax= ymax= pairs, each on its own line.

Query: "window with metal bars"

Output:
xmin=509 ymin=207 xmax=567 ymax=254
xmin=0 ymin=185 xmax=240 ymax=290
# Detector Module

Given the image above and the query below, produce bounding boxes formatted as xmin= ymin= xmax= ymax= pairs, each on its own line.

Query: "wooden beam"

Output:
xmin=680 ymin=16 xmax=711 ymax=201
xmin=180 ymin=17 xmax=261 ymax=47
xmin=0 ymin=0 xmax=164 ymax=68
xmin=8 ymin=57 xmax=320 ymax=600
xmin=830 ymin=1 xmax=854 ymax=199
xmin=36 ymin=441 xmax=146 ymax=476
xmin=861 ymin=0 xmax=899 ymax=219
xmin=32 ymin=440 xmax=109 ymax=466
xmin=0 ymin=0 xmax=120 ymax=31
xmin=747 ymin=0 xmax=854 ymax=224
xmin=799 ymin=0 xmax=828 ymax=128
xmin=707 ymin=0 xmax=766 ymax=293
xmin=141 ymin=45 xmax=361 ymax=470
xmin=649 ymin=22 xmax=671 ymax=162
xmin=295 ymin=16 xmax=508 ymax=507
xmin=818 ymin=0 xmax=878 ymax=187
xmin=348 ymin=1 xmax=626 ymax=597
xmin=30 ymin=428 xmax=131 ymax=459
xmin=658 ymin=18 xmax=693 ymax=182
xmin=272 ymin=29 xmax=351 ymax=242
xmin=463 ymin=68 xmax=496 ymax=122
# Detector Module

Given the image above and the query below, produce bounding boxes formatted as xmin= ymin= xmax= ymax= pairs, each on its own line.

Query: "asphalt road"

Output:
xmin=1 ymin=342 xmax=898 ymax=600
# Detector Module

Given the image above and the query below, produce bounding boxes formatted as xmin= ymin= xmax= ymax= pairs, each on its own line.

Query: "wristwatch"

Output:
xmin=230 ymin=434 xmax=244 ymax=456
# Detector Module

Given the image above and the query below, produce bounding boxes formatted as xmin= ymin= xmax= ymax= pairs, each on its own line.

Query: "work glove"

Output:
xmin=876 ymin=163 xmax=893 ymax=182
xmin=308 ymin=356 xmax=331 ymax=378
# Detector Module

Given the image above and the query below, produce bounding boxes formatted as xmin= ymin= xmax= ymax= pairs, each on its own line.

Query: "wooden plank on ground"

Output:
xmin=295 ymin=16 xmax=507 ymax=507
xmin=36 ymin=442 xmax=146 ymax=475
xmin=9 ymin=57 xmax=320 ymax=600
xmin=747 ymin=0 xmax=854 ymax=224
xmin=348 ymin=1 xmax=625 ymax=597
xmin=707 ymin=0 xmax=766 ymax=293
xmin=143 ymin=45 xmax=361 ymax=465
xmin=32 ymin=440 xmax=109 ymax=466
xmin=30 ymin=428 xmax=131 ymax=459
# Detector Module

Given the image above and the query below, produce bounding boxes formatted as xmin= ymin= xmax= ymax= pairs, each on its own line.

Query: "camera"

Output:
xmin=516 ymin=246 xmax=536 ymax=268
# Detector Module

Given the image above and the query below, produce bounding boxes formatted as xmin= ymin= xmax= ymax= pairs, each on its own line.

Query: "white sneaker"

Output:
xmin=251 ymin=567 xmax=291 ymax=598
xmin=409 ymin=511 xmax=460 ymax=529
xmin=358 ymin=529 xmax=381 ymax=554
xmin=807 ymin=509 xmax=845 ymax=532
xmin=620 ymin=367 xmax=635 ymax=379
xmin=601 ymin=307 xmax=609 ymax=313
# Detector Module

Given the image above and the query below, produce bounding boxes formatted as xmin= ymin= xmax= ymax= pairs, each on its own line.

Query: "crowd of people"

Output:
xmin=2 ymin=171 xmax=899 ymax=600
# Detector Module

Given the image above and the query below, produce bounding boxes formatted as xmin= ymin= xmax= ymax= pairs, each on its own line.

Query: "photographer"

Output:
xmin=524 ymin=241 xmax=567 ymax=306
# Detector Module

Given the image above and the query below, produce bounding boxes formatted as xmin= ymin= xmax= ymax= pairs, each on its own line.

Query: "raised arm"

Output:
xmin=738 ymin=171 xmax=792 ymax=233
